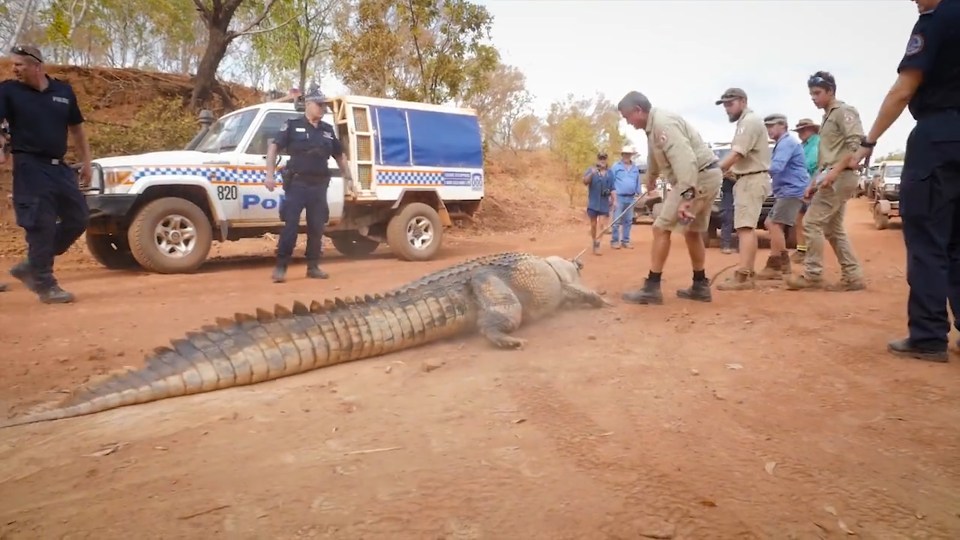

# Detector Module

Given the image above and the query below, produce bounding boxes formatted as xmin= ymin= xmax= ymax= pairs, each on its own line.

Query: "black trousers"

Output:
xmin=275 ymin=181 xmax=329 ymax=266
xmin=11 ymin=154 xmax=90 ymax=290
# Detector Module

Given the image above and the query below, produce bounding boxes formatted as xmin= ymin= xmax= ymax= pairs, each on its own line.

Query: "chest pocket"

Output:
xmin=288 ymin=128 xmax=332 ymax=158
xmin=820 ymin=110 xmax=842 ymax=146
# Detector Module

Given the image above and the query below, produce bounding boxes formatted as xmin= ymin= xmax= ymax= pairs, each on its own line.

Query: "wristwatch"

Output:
xmin=680 ymin=187 xmax=696 ymax=200
xmin=859 ymin=136 xmax=877 ymax=149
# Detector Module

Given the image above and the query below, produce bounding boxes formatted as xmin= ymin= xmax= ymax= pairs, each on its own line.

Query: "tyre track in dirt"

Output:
xmin=504 ymin=364 xmax=762 ymax=539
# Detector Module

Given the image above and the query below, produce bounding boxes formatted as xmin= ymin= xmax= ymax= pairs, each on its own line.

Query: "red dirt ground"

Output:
xmin=1 ymin=200 xmax=959 ymax=539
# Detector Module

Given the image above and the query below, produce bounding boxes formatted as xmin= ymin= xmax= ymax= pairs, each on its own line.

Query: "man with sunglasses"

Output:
xmin=785 ymin=71 xmax=865 ymax=293
xmin=0 ymin=45 xmax=91 ymax=304
xmin=850 ymin=0 xmax=960 ymax=362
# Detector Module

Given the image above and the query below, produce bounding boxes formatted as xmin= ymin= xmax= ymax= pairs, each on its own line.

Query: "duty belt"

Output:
xmin=700 ymin=161 xmax=719 ymax=172
xmin=732 ymin=169 xmax=768 ymax=180
xmin=12 ymin=151 xmax=63 ymax=165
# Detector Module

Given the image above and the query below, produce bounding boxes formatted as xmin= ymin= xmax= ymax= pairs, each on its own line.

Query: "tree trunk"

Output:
xmin=190 ymin=23 xmax=233 ymax=110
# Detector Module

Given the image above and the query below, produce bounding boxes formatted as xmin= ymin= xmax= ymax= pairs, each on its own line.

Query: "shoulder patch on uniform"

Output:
xmin=905 ymin=33 xmax=924 ymax=56
xmin=736 ymin=126 xmax=745 ymax=135
xmin=844 ymin=112 xmax=856 ymax=124
xmin=654 ymin=129 xmax=669 ymax=147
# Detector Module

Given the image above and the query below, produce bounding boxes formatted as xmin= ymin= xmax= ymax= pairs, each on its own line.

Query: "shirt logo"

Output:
xmin=905 ymin=34 xmax=924 ymax=56
xmin=52 ymin=96 xmax=69 ymax=105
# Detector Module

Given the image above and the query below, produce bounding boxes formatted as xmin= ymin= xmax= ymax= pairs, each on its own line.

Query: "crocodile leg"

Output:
xmin=562 ymin=282 xmax=612 ymax=308
xmin=469 ymin=271 xmax=526 ymax=349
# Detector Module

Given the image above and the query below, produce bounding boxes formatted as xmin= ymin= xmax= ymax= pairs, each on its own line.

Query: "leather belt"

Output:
xmin=733 ymin=170 xmax=768 ymax=180
xmin=12 ymin=152 xmax=63 ymax=165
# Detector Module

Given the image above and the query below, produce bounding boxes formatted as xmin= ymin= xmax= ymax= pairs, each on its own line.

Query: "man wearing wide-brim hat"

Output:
xmin=790 ymin=118 xmax=821 ymax=263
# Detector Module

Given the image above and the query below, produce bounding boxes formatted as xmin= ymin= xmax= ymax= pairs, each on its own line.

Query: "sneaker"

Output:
xmin=272 ymin=265 xmax=287 ymax=283
xmin=611 ymin=242 xmax=621 ymax=250
xmin=37 ymin=285 xmax=75 ymax=304
xmin=592 ymin=241 xmax=601 ymax=256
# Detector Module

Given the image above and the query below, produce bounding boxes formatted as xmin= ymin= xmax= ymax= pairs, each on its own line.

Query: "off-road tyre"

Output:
xmin=84 ymin=233 xmax=139 ymax=270
xmin=128 ymin=197 xmax=213 ymax=274
xmin=386 ymin=202 xmax=443 ymax=261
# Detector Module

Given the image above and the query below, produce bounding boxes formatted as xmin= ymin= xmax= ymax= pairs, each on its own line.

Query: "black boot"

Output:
xmin=306 ymin=264 xmax=329 ymax=279
xmin=9 ymin=260 xmax=37 ymax=292
xmin=272 ymin=264 xmax=287 ymax=283
xmin=887 ymin=338 xmax=948 ymax=363
xmin=677 ymin=279 xmax=712 ymax=302
xmin=621 ymin=278 xmax=663 ymax=305
xmin=37 ymin=284 xmax=75 ymax=304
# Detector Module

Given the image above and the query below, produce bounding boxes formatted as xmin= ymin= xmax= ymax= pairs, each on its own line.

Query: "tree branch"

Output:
xmin=406 ymin=0 xmax=429 ymax=99
xmin=235 ymin=0 xmax=281 ymax=35
xmin=192 ymin=0 xmax=212 ymax=21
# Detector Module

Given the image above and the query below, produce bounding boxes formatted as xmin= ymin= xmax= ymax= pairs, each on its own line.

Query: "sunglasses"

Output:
xmin=807 ymin=75 xmax=835 ymax=89
xmin=11 ymin=45 xmax=42 ymax=63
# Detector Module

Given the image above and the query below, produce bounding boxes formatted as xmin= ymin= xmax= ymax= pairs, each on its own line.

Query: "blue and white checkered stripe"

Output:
xmin=131 ymin=166 xmax=284 ymax=184
xmin=376 ymin=170 xmax=443 ymax=185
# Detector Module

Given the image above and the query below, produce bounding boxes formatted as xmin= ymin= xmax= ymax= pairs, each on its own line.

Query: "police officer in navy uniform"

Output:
xmin=851 ymin=0 xmax=960 ymax=362
xmin=0 ymin=45 xmax=91 ymax=303
xmin=265 ymin=87 xmax=353 ymax=283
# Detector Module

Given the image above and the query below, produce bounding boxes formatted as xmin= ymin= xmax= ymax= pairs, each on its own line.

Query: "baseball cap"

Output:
xmin=303 ymin=87 xmax=327 ymax=103
xmin=10 ymin=45 xmax=43 ymax=63
xmin=715 ymin=87 xmax=747 ymax=105
xmin=763 ymin=113 xmax=788 ymax=125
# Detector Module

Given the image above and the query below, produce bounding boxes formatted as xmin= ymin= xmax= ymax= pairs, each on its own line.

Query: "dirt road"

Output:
xmin=1 ymin=201 xmax=958 ymax=539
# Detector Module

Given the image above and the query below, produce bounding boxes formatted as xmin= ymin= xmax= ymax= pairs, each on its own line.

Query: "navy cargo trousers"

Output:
xmin=11 ymin=153 xmax=90 ymax=290
xmin=276 ymin=178 xmax=329 ymax=267
xmin=899 ymin=115 xmax=960 ymax=352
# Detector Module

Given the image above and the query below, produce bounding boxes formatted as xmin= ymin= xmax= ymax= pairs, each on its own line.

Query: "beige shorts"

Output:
xmin=733 ymin=173 xmax=772 ymax=230
xmin=654 ymin=168 xmax=723 ymax=233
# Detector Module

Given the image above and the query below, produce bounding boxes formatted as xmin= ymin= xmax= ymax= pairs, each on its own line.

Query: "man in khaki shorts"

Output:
xmin=786 ymin=71 xmax=865 ymax=292
xmin=616 ymin=90 xmax=723 ymax=304
xmin=714 ymin=88 xmax=773 ymax=291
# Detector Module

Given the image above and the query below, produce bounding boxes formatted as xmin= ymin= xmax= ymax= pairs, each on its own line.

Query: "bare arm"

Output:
xmin=69 ymin=124 xmax=92 ymax=184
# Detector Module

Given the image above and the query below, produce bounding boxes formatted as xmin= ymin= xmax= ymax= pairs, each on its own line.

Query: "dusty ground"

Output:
xmin=1 ymin=200 xmax=958 ymax=539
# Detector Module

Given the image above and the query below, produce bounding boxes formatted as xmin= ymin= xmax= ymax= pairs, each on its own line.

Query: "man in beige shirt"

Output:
xmin=786 ymin=71 xmax=865 ymax=292
xmin=617 ymin=90 xmax=723 ymax=305
xmin=714 ymin=88 xmax=773 ymax=291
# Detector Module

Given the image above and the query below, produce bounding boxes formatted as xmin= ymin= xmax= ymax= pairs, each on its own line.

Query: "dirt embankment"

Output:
xmin=0 ymin=62 xmax=579 ymax=261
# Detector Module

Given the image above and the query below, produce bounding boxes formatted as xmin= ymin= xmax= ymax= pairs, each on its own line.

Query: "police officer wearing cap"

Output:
xmin=851 ymin=0 xmax=960 ymax=362
xmin=265 ymin=87 xmax=353 ymax=283
xmin=0 ymin=45 xmax=91 ymax=304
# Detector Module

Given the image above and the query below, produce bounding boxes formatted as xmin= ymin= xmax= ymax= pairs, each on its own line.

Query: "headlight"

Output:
xmin=102 ymin=167 xmax=135 ymax=187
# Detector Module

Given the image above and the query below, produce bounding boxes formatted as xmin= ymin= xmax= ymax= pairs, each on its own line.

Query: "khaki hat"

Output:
xmin=620 ymin=145 xmax=636 ymax=154
xmin=792 ymin=118 xmax=820 ymax=132
xmin=763 ymin=113 xmax=788 ymax=125
xmin=10 ymin=44 xmax=43 ymax=63
xmin=715 ymin=87 xmax=747 ymax=105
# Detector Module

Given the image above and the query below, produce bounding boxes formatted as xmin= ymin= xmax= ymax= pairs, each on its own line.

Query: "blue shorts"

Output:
xmin=586 ymin=208 xmax=609 ymax=218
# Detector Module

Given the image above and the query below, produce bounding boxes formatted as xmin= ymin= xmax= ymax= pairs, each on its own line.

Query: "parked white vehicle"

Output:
xmin=871 ymin=160 xmax=903 ymax=230
xmin=81 ymin=95 xmax=486 ymax=273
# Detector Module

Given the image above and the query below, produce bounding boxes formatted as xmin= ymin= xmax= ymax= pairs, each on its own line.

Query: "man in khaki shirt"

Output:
xmin=785 ymin=71 xmax=865 ymax=292
xmin=714 ymin=88 xmax=773 ymax=291
xmin=617 ymin=90 xmax=723 ymax=304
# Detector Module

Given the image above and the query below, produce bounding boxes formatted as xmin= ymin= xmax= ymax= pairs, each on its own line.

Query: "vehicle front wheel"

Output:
xmin=386 ymin=202 xmax=443 ymax=261
xmin=84 ymin=233 xmax=140 ymax=270
xmin=128 ymin=197 xmax=213 ymax=274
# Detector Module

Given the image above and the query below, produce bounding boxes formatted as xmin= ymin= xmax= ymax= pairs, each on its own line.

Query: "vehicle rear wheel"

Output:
xmin=128 ymin=197 xmax=213 ymax=274
xmin=331 ymin=232 xmax=380 ymax=258
xmin=84 ymin=233 xmax=140 ymax=270
xmin=386 ymin=202 xmax=443 ymax=261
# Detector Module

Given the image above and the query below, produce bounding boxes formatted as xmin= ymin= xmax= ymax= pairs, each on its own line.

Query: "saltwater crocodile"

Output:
xmin=0 ymin=252 xmax=609 ymax=429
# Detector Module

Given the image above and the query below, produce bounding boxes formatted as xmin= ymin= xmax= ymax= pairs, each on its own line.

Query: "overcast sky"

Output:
xmin=471 ymin=0 xmax=921 ymax=158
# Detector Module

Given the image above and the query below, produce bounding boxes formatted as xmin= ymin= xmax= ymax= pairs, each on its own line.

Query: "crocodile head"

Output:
xmin=544 ymin=255 xmax=582 ymax=284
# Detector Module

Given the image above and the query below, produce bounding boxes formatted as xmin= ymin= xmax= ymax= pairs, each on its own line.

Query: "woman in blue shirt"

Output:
xmin=583 ymin=152 xmax=615 ymax=255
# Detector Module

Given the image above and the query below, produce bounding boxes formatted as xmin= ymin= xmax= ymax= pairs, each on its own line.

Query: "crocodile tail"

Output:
xmin=0 ymin=289 xmax=473 ymax=429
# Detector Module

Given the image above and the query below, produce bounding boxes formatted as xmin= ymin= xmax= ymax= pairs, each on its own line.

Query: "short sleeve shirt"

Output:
xmin=274 ymin=116 xmax=343 ymax=176
xmin=729 ymin=108 xmax=771 ymax=175
xmin=0 ymin=76 xmax=84 ymax=159
xmin=644 ymin=108 xmax=717 ymax=191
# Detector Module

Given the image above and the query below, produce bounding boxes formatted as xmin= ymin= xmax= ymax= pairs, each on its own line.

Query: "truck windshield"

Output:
xmin=194 ymin=109 xmax=258 ymax=153
xmin=884 ymin=165 xmax=903 ymax=178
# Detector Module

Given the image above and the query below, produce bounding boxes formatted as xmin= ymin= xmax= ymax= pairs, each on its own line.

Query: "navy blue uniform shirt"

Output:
xmin=898 ymin=0 xmax=960 ymax=120
xmin=0 ymin=75 xmax=84 ymax=159
xmin=273 ymin=116 xmax=343 ymax=178
xmin=897 ymin=0 xmax=960 ymax=178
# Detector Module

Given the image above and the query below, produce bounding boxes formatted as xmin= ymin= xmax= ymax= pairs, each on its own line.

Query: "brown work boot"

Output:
xmin=717 ymin=269 xmax=756 ymax=291
xmin=825 ymin=276 xmax=866 ymax=292
xmin=780 ymin=251 xmax=793 ymax=276
xmin=784 ymin=273 xmax=823 ymax=291
xmin=755 ymin=255 xmax=782 ymax=280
